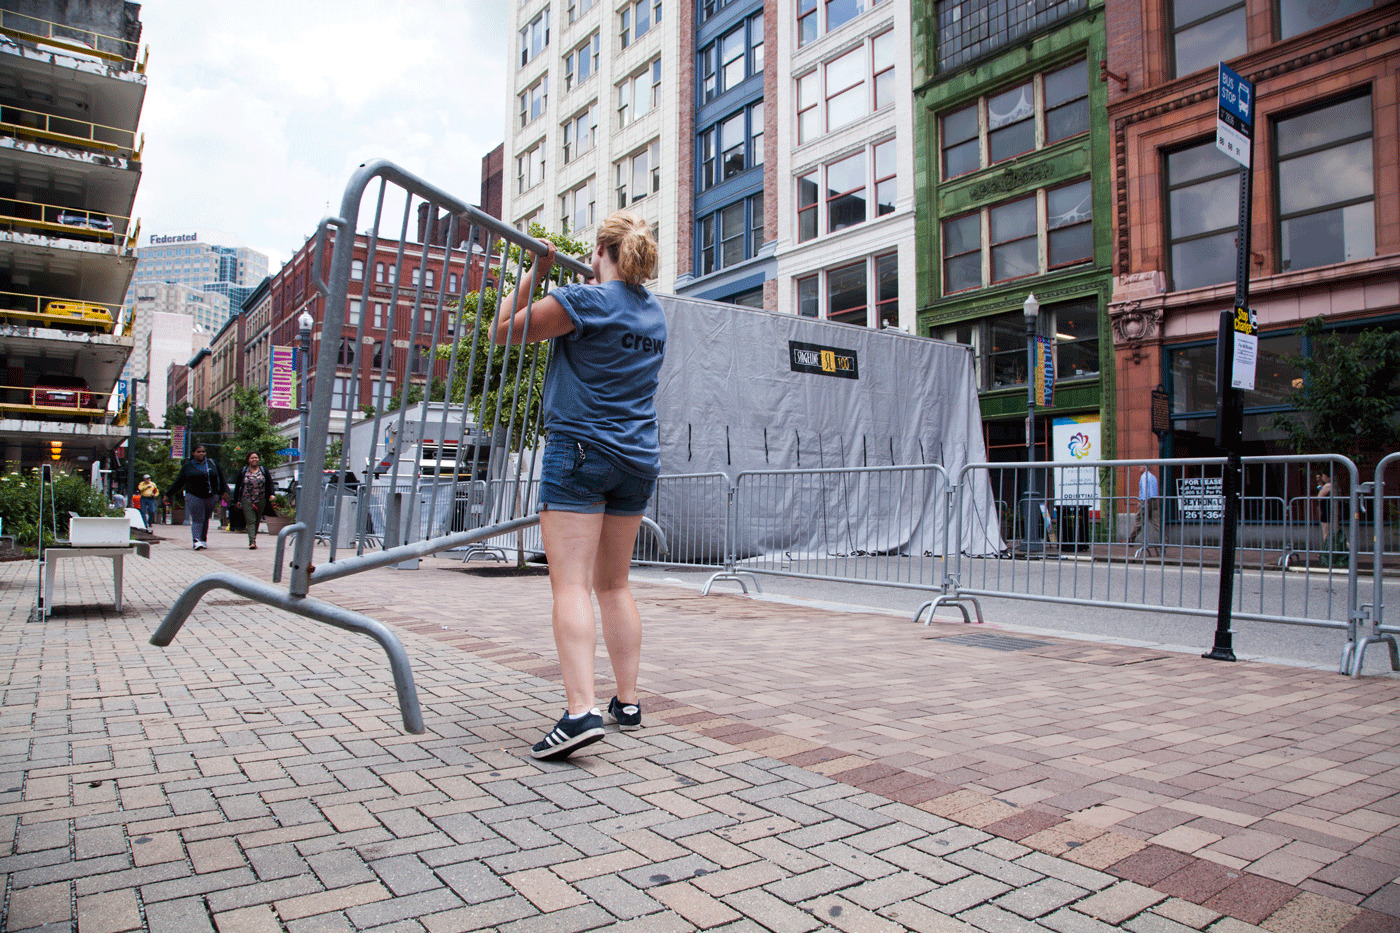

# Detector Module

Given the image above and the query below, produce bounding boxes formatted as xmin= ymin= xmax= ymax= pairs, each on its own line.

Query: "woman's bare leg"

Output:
xmin=539 ymin=509 xmax=604 ymax=714
xmin=594 ymin=513 xmax=645 ymax=704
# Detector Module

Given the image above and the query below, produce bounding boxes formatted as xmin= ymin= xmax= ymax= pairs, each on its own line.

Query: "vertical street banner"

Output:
xmin=171 ymin=425 xmax=186 ymax=460
xmin=1035 ymin=336 xmax=1055 ymax=407
xmin=269 ymin=346 xmax=297 ymax=409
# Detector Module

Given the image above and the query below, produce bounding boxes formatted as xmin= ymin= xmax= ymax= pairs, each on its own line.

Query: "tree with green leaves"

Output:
xmin=226 ymin=386 xmax=288 ymax=468
xmin=419 ymin=224 xmax=589 ymax=448
xmin=1272 ymin=316 xmax=1400 ymax=468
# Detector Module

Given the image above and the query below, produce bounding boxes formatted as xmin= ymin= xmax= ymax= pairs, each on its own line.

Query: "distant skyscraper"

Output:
xmin=120 ymin=236 xmax=269 ymax=402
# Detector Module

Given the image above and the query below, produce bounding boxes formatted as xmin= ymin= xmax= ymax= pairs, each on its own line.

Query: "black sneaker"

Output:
xmin=607 ymin=696 xmax=641 ymax=731
xmin=531 ymin=711 xmax=605 ymax=760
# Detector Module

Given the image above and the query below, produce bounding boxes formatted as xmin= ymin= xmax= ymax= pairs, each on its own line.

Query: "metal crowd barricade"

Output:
xmin=934 ymin=455 xmax=1382 ymax=675
xmin=1350 ymin=451 xmax=1400 ymax=676
xmin=153 ymin=160 xmax=592 ymax=733
xmin=634 ymin=472 xmax=730 ymax=566
xmin=700 ymin=464 xmax=981 ymax=618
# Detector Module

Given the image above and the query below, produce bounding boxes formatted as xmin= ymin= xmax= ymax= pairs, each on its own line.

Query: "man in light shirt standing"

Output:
xmin=1128 ymin=464 xmax=1160 ymax=558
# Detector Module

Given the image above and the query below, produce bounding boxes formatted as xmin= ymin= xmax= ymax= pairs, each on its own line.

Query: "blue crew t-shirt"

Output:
xmin=543 ymin=279 xmax=666 ymax=478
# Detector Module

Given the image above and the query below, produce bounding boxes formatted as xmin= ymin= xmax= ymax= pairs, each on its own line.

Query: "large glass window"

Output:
xmin=560 ymin=178 xmax=595 ymax=232
xmin=798 ymin=0 xmax=887 ymax=46
xmin=1279 ymin=0 xmax=1374 ymax=40
xmin=697 ymin=194 xmax=763 ymax=275
xmin=615 ymin=141 xmax=661 ymax=208
xmin=620 ymin=0 xmax=662 ymax=48
xmin=617 ymin=59 xmax=662 ymax=127
xmin=1047 ymin=180 xmax=1093 ymax=268
xmin=1276 ymin=93 xmax=1375 ymax=273
xmin=519 ymin=75 xmax=549 ymax=127
xmin=794 ymin=138 xmax=896 ymax=243
xmin=516 ymin=142 xmax=546 ymax=194
xmin=937 ymin=60 xmax=1088 ymax=179
xmin=936 ymin=0 xmax=1086 ymax=72
xmin=699 ymin=0 xmax=739 ymax=25
xmin=520 ymin=6 xmax=550 ymax=67
xmin=989 ymin=196 xmax=1036 ymax=283
xmin=562 ymin=105 xmax=597 ymax=163
xmin=1170 ymin=0 xmax=1245 ymax=78
xmin=565 ymin=32 xmax=600 ymax=91
xmin=699 ymin=12 xmax=763 ymax=103
xmin=794 ymin=31 xmax=893 ymax=144
xmin=792 ymin=253 xmax=897 ymax=327
xmin=1052 ymin=300 xmax=1099 ymax=380
xmin=698 ymin=101 xmax=763 ymax=190
xmin=941 ymin=178 xmax=1093 ymax=294
xmin=566 ymin=0 xmax=595 ymax=24
xmin=1165 ymin=140 xmax=1239 ymax=290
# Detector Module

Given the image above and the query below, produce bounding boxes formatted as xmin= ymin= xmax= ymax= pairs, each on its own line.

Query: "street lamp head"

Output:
xmin=1023 ymin=293 xmax=1040 ymax=321
xmin=297 ymin=309 xmax=314 ymax=332
xmin=185 ymin=405 xmax=193 ymax=419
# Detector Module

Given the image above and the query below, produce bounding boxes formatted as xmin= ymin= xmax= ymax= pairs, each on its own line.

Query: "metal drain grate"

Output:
xmin=939 ymin=632 xmax=1052 ymax=652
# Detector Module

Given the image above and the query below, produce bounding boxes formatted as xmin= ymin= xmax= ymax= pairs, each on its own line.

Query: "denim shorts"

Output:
xmin=540 ymin=433 xmax=654 ymax=516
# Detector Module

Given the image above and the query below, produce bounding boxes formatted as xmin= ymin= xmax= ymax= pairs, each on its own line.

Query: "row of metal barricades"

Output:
xmin=613 ymin=454 xmax=1400 ymax=678
xmin=323 ymin=454 xmax=1400 ymax=680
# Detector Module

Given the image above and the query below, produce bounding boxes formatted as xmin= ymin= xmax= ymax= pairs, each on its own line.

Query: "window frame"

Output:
xmin=794 ymin=30 xmax=894 ymax=145
xmin=939 ymin=176 xmax=1094 ymax=296
xmin=564 ymin=32 xmax=600 ymax=91
xmin=794 ymin=136 xmax=897 ymax=244
xmin=562 ymin=104 xmax=597 ymax=164
xmin=560 ymin=177 xmax=597 ymax=232
xmin=696 ymin=192 xmax=764 ymax=276
xmin=797 ymin=0 xmax=886 ymax=47
xmin=697 ymin=100 xmax=764 ymax=191
xmin=615 ymin=140 xmax=661 ymax=209
xmin=793 ymin=251 xmax=899 ymax=328
xmin=519 ymin=6 xmax=551 ymax=68
xmin=1272 ymin=90 xmax=1376 ymax=274
xmin=936 ymin=59 xmax=1090 ymax=181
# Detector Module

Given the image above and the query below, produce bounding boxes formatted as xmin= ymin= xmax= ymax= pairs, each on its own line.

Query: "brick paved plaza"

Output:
xmin=2 ymin=528 xmax=1398 ymax=932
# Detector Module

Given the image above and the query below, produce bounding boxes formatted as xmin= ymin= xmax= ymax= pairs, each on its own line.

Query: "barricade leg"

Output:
xmin=152 ymin=572 xmax=424 ymax=734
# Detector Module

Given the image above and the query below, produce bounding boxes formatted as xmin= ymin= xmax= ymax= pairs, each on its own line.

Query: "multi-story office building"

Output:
xmin=1104 ymin=0 xmax=1397 ymax=465
xmin=916 ymin=0 xmax=1114 ymax=466
xmin=262 ymin=231 xmax=488 ymax=448
xmin=772 ymin=0 xmax=917 ymax=329
xmin=674 ymin=0 xmax=772 ymax=307
xmin=121 ymin=236 xmax=268 ymax=393
xmin=207 ymin=307 xmax=246 ymax=432
xmin=505 ymin=0 xmax=918 ymax=331
xmin=505 ymin=0 xmax=681 ymax=287
xmin=0 ymin=1 xmax=145 ymax=470
xmin=127 ymin=282 xmax=225 ymax=426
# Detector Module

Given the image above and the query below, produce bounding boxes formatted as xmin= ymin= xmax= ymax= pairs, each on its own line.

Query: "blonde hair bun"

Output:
xmin=597 ymin=210 xmax=658 ymax=286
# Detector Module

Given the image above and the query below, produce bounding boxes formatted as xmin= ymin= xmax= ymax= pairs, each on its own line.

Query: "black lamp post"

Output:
xmin=185 ymin=404 xmax=194 ymax=456
xmin=1024 ymin=293 xmax=1043 ymax=555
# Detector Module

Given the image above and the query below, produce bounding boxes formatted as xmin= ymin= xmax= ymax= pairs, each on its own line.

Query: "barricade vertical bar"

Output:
xmin=1350 ymin=452 xmax=1400 ymax=675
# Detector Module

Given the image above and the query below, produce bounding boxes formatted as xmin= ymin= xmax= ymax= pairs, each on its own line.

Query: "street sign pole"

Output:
xmin=1208 ymin=62 xmax=1256 ymax=663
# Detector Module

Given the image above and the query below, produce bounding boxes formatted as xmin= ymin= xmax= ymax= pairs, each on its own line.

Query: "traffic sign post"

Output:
xmin=1208 ymin=62 xmax=1256 ymax=664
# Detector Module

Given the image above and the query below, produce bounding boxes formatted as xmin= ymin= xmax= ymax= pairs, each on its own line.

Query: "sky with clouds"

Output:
xmin=129 ymin=0 xmax=509 ymax=272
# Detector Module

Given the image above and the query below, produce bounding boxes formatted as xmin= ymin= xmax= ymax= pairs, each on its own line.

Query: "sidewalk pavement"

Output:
xmin=2 ymin=525 xmax=1398 ymax=933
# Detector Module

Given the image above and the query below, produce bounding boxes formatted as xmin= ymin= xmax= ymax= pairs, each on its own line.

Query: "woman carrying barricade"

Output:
xmin=494 ymin=211 xmax=664 ymax=761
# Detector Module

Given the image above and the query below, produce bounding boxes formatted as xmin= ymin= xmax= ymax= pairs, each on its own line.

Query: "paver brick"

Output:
xmin=995 ymin=877 xmax=1090 ymax=919
xmin=722 ymin=888 xmax=825 ymax=933
xmin=763 ymin=864 xmax=864 ymax=902
xmin=144 ymin=895 xmax=216 ymax=933
xmin=574 ymin=873 xmax=666 ymax=920
xmin=917 ymin=874 xmax=1013 ymax=915
xmin=957 ymin=902 xmax=1052 ymax=933
xmin=274 ymin=881 xmax=394 ymax=922
xmin=653 ymin=880 xmax=744 ymax=928
xmin=800 ymin=893 xmax=907 ymax=933
xmin=421 ymin=894 xmax=538 ymax=933
xmin=839 ymin=870 xmax=938 ymax=910
xmin=1071 ymin=881 xmax=1168 ymax=925
xmin=947 ymin=846 xmax=1046 ymax=887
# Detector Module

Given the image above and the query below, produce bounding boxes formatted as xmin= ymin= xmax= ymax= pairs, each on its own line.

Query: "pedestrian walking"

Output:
xmin=138 ymin=474 xmax=160 ymax=528
xmin=494 ymin=212 xmax=664 ymax=761
xmin=232 ymin=452 xmax=274 ymax=550
xmin=1128 ymin=464 xmax=1161 ymax=557
xmin=165 ymin=444 xmax=226 ymax=550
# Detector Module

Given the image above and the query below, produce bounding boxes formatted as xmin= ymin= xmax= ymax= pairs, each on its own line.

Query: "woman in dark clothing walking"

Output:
xmin=232 ymin=451 xmax=274 ymax=549
xmin=165 ymin=444 xmax=226 ymax=550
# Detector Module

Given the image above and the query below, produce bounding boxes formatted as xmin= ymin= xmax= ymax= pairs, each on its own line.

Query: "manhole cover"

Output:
xmin=938 ymin=632 xmax=1052 ymax=652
